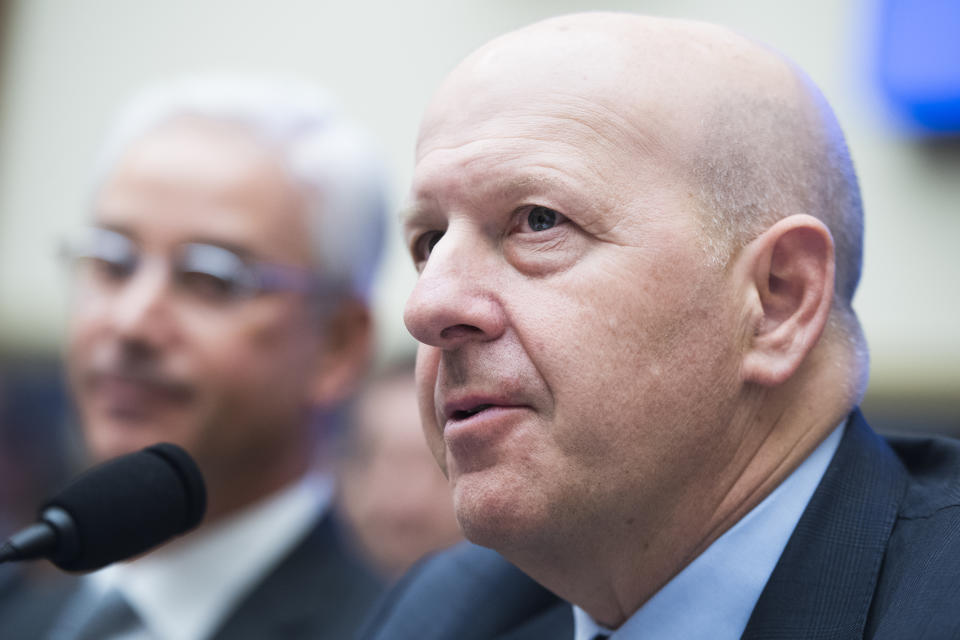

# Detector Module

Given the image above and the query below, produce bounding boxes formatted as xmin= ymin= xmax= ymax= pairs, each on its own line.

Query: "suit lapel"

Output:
xmin=742 ymin=411 xmax=908 ymax=639
xmin=210 ymin=512 xmax=383 ymax=640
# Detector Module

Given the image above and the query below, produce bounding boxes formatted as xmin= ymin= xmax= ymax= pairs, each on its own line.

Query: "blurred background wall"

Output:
xmin=0 ymin=0 xmax=957 ymax=528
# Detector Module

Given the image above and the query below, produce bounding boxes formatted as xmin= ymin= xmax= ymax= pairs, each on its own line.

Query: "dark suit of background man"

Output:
xmin=362 ymin=12 xmax=960 ymax=640
xmin=0 ymin=74 xmax=387 ymax=639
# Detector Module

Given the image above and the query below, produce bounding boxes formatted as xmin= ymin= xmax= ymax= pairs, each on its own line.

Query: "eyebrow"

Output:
xmin=88 ymin=220 xmax=258 ymax=262
xmin=400 ymin=172 xmax=580 ymax=225
xmin=185 ymin=238 xmax=257 ymax=261
xmin=502 ymin=174 xmax=560 ymax=196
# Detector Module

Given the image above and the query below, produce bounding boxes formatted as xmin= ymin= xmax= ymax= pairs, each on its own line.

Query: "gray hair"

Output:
xmin=92 ymin=73 xmax=387 ymax=301
xmin=690 ymin=73 xmax=864 ymax=310
xmin=688 ymin=71 xmax=869 ymax=390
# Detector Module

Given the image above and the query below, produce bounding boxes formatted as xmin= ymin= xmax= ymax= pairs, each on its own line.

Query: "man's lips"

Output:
xmin=449 ymin=404 xmax=496 ymax=421
xmin=87 ymin=371 xmax=193 ymax=414
xmin=439 ymin=396 xmax=531 ymax=468
xmin=441 ymin=395 xmax=527 ymax=427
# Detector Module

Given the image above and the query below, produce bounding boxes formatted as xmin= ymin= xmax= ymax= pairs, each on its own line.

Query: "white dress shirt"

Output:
xmin=80 ymin=472 xmax=333 ymax=640
xmin=573 ymin=423 xmax=845 ymax=640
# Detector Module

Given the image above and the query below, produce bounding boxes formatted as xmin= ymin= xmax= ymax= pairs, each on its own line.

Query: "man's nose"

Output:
xmin=403 ymin=227 xmax=506 ymax=350
xmin=107 ymin=261 xmax=177 ymax=345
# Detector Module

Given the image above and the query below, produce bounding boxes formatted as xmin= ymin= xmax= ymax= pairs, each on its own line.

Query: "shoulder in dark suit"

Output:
xmin=0 ymin=511 xmax=383 ymax=640
xmin=362 ymin=411 xmax=960 ymax=640
xmin=0 ymin=566 xmax=77 ymax=639
xmin=359 ymin=542 xmax=568 ymax=640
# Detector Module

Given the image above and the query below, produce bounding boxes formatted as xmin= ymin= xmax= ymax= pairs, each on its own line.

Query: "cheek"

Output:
xmin=415 ymin=346 xmax=447 ymax=474
xmin=526 ymin=253 xmax=734 ymax=459
xmin=183 ymin=316 xmax=320 ymax=465
xmin=198 ymin=312 xmax=318 ymax=415
xmin=66 ymin=301 xmax=103 ymax=358
xmin=65 ymin=306 xmax=109 ymax=404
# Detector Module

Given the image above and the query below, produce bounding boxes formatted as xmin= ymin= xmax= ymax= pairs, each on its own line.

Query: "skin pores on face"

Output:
xmin=66 ymin=120 xmax=325 ymax=519
xmin=403 ymin=27 xmax=754 ymax=563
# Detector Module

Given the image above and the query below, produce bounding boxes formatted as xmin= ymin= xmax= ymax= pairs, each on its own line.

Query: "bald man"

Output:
xmin=360 ymin=13 xmax=960 ymax=640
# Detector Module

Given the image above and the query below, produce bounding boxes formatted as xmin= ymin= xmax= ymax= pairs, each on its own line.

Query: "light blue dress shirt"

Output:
xmin=573 ymin=423 xmax=845 ymax=640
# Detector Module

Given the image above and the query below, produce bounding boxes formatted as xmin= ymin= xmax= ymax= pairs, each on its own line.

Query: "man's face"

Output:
xmin=66 ymin=120 xmax=324 ymax=491
xmin=403 ymin=46 xmax=749 ymax=551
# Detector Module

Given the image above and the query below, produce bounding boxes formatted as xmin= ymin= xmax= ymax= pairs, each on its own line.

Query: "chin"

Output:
xmin=452 ymin=468 xmax=550 ymax=553
xmin=84 ymin=418 xmax=171 ymax=462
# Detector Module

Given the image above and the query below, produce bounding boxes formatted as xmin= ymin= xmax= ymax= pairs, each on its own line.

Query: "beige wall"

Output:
xmin=1 ymin=0 xmax=958 ymax=400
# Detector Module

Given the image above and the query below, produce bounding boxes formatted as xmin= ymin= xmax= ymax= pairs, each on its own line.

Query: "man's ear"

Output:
xmin=739 ymin=214 xmax=835 ymax=387
xmin=309 ymin=296 xmax=374 ymax=409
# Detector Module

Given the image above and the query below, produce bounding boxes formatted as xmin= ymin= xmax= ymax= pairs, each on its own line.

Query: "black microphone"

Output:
xmin=0 ymin=442 xmax=205 ymax=572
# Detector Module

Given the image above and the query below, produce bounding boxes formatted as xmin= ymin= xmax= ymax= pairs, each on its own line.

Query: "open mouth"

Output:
xmin=451 ymin=404 xmax=493 ymax=420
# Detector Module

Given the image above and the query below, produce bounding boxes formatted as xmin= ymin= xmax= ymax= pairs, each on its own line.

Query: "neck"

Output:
xmin=504 ymin=343 xmax=860 ymax=628
xmin=202 ymin=448 xmax=312 ymax=525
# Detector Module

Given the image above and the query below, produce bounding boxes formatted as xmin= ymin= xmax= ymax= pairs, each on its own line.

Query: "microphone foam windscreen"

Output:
xmin=43 ymin=443 xmax=206 ymax=571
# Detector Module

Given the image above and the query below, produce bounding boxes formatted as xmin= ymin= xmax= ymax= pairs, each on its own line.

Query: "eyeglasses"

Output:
xmin=60 ymin=227 xmax=319 ymax=306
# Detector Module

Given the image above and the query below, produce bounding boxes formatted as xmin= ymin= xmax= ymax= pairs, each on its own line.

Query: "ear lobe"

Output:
xmin=740 ymin=214 xmax=835 ymax=387
xmin=309 ymin=297 xmax=373 ymax=408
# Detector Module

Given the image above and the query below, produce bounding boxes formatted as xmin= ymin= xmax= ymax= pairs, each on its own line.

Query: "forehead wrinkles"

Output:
xmin=417 ymin=59 xmax=676 ymax=159
xmin=413 ymin=94 xmax=678 ymax=215
xmin=418 ymin=78 xmax=672 ymax=162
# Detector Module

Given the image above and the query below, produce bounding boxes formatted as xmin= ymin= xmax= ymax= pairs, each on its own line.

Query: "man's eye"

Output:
xmin=66 ymin=227 xmax=138 ymax=284
xmin=179 ymin=244 xmax=254 ymax=301
xmin=522 ymin=206 xmax=565 ymax=232
xmin=179 ymin=270 xmax=239 ymax=300
xmin=413 ymin=231 xmax=444 ymax=265
xmin=88 ymin=257 xmax=134 ymax=282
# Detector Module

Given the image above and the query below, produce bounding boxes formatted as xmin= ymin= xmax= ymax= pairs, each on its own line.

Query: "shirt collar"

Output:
xmin=89 ymin=472 xmax=333 ymax=640
xmin=573 ymin=422 xmax=845 ymax=640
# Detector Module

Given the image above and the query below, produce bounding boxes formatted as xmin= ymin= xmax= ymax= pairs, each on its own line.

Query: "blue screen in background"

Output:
xmin=875 ymin=0 xmax=960 ymax=134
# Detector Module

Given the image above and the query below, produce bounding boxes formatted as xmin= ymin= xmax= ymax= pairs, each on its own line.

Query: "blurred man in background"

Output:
xmin=0 ymin=74 xmax=387 ymax=639
xmin=335 ymin=357 xmax=462 ymax=580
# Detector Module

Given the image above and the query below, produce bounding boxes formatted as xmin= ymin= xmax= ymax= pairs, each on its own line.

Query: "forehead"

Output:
xmin=410 ymin=104 xmax=681 ymax=237
xmin=408 ymin=31 xmax=698 ymax=223
xmin=93 ymin=119 xmax=312 ymax=264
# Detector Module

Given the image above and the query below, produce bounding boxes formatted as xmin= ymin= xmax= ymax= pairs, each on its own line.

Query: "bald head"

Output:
xmin=419 ymin=12 xmax=863 ymax=310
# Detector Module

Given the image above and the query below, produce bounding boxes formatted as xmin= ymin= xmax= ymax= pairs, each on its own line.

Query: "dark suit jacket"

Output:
xmin=360 ymin=410 xmax=960 ymax=639
xmin=0 ymin=511 xmax=383 ymax=639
